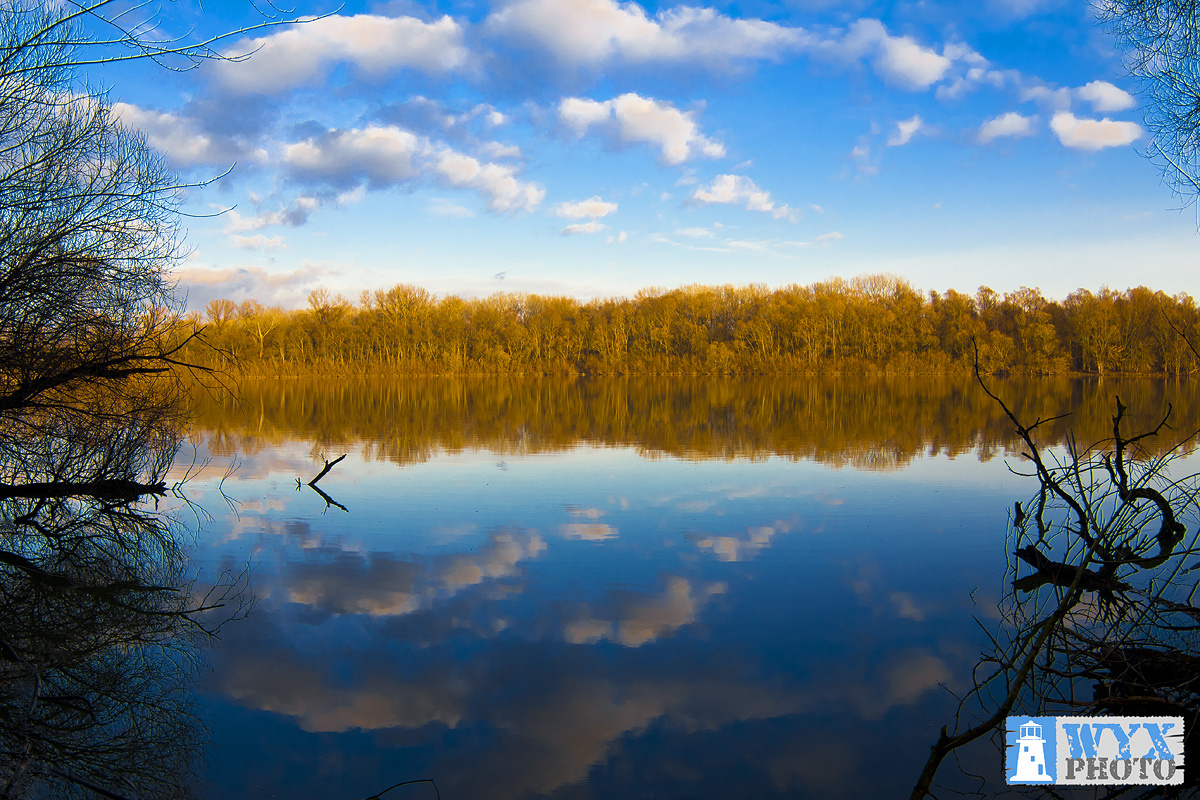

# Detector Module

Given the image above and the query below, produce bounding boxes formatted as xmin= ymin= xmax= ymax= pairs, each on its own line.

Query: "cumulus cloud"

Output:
xmin=223 ymin=196 xmax=322 ymax=232
xmin=285 ymin=126 xmax=424 ymax=188
xmin=977 ymin=111 xmax=1037 ymax=143
xmin=559 ymin=93 xmax=724 ymax=165
xmin=1050 ymin=112 xmax=1142 ymax=150
xmin=875 ymin=30 xmax=951 ymax=90
xmin=691 ymin=174 xmax=796 ymax=220
xmin=560 ymin=97 xmax=614 ymax=130
xmin=487 ymin=0 xmax=805 ymax=67
xmin=284 ymin=125 xmax=544 ymax=212
xmin=886 ymin=115 xmax=924 ymax=147
xmin=815 ymin=19 xmax=951 ymax=91
xmin=215 ymin=14 xmax=468 ymax=94
xmin=112 ymin=102 xmax=266 ymax=168
xmin=562 ymin=221 xmax=607 ymax=235
xmin=432 ymin=148 xmax=546 ymax=212
xmin=1076 ymin=80 xmax=1136 ymax=112
xmin=555 ymin=196 xmax=618 ymax=219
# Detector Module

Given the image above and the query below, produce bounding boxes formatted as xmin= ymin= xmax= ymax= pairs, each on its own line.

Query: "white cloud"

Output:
xmin=559 ymin=93 xmax=724 ymax=165
xmin=283 ymin=125 xmax=544 ymax=212
xmin=216 ymin=14 xmax=468 ymax=94
xmin=1077 ymin=80 xmax=1136 ymax=113
xmin=935 ymin=64 xmax=1012 ymax=101
xmin=886 ymin=115 xmax=924 ymax=147
xmin=480 ymin=141 xmax=523 ymax=160
xmin=691 ymin=174 xmax=796 ymax=220
xmin=112 ymin=102 xmax=266 ymax=167
xmin=487 ymin=0 xmax=805 ymax=67
xmin=606 ymin=231 xmax=628 ymax=244
xmin=977 ymin=111 xmax=1037 ymax=143
xmin=560 ymin=97 xmax=614 ymax=131
xmin=1050 ymin=112 xmax=1142 ymax=150
xmin=556 ymin=196 xmax=618 ymax=219
xmin=876 ymin=32 xmax=951 ymax=90
xmin=942 ymin=41 xmax=989 ymax=68
xmin=814 ymin=232 xmax=844 ymax=244
xmin=675 ymin=226 xmax=714 ymax=237
xmin=817 ymin=19 xmax=950 ymax=91
xmin=563 ymin=221 xmax=607 ymax=235
xmin=285 ymin=126 xmax=424 ymax=187
xmin=431 ymin=148 xmax=546 ymax=212
xmin=336 ymin=186 xmax=366 ymax=206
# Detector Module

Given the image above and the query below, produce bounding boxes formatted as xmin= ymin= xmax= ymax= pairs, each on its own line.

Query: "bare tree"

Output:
xmin=1098 ymin=0 xmax=1200 ymax=206
xmin=0 ymin=3 xmax=294 ymax=796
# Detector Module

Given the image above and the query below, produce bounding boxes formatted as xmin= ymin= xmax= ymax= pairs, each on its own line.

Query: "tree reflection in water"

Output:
xmin=0 ymin=412 xmax=245 ymax=799
xmin=913 ymin=379 xmax=1200 ymax=799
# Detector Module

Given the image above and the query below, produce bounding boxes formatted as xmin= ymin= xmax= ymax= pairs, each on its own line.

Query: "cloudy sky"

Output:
xmin=100 ymin=0 xmax=1197 ymax=310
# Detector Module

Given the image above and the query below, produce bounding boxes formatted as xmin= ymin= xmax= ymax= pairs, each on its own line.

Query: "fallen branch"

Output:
xmin=1013 ymin=545 xmax=1130 ymax=595
xmin=0 ymin=479 xmax=167 ymax=501
xmin=308 ymin=454 xmax=346 ymax=487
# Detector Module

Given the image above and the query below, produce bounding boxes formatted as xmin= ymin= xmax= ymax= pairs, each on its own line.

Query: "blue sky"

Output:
xmin=98 ymin=0 xmax=1198 ymax=310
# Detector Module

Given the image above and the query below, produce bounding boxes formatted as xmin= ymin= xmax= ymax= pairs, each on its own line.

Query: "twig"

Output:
xmin=308 ymin=453 xmax=346 ymax=487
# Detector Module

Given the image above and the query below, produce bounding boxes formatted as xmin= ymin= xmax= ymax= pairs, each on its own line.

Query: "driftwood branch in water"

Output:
xmin=308 ymin=454 xmax=346 ymax=487
xmin=309 ymin=482 xmax=348 ymax=513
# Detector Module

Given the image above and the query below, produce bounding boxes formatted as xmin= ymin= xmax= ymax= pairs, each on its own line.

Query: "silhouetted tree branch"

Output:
xmin=911 ymin=344 xmax=1200 ymax=799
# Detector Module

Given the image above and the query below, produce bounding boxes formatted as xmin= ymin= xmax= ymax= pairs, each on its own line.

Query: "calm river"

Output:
xmin=171 ymin=376 xmax=1200 ymax=799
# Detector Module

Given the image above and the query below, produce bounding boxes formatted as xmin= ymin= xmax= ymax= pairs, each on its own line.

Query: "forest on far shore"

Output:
xmin=182 ymin=274 xmax=1200 ymax=376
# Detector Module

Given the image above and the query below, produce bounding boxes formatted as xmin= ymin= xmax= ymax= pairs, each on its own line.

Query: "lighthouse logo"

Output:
xmin=1006 ymin=717 xmax=1056 ymax=783
xmin=1006 ymin=716 xmax=1184 ymax=786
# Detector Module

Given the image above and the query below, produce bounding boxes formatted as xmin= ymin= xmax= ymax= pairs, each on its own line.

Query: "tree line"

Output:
xmin=184 ymin=276 xmax=1200 ymax=376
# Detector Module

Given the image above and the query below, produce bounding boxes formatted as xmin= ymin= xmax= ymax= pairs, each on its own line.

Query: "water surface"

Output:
xmin=174 ymin=376 xmax=1199 ymax=799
